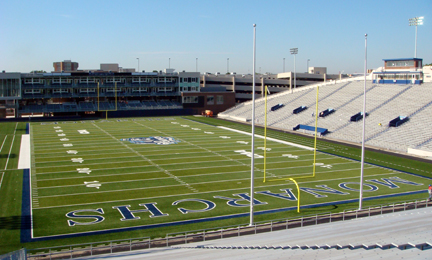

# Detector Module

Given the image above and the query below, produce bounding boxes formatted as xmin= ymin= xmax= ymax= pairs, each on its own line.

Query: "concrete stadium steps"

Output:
xmin=175 ymin=242 xmax=432 ymax=251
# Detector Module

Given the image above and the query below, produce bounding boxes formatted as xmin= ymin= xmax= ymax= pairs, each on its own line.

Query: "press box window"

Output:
xmin=182 ymin=96 xmax=198 ymax=103
xmin=217 ymin=95 xmax=224 ymax=104
xmin=207 ymin=96 xmax=214 ymax=105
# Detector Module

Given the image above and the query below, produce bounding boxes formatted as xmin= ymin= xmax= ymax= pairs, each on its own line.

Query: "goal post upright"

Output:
xmin=312 ymin=85 xmax=320 ymax=177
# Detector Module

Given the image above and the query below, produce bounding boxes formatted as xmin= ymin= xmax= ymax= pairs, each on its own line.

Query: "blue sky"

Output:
xmin=1 ymin=0 xmax=431 ymax=74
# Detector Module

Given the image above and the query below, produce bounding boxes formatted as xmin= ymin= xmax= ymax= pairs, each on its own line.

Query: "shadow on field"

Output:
xmin=0 ymin=215 xmax=31 ymax=230
xmin=0 ymin=154 xmax=16 ymax=159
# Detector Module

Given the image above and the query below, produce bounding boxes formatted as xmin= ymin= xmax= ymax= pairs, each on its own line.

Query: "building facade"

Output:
xmin=53 ymin=60 xmax=79 ymax=72
xmin=0 ymin=70 xmax=235 ymax=118
xmin=201 ymin=70 xmax=342 ymax=102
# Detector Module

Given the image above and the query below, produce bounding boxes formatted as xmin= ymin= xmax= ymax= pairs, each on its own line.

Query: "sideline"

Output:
xmin=18 ymin=134 xmax=31 ymax=169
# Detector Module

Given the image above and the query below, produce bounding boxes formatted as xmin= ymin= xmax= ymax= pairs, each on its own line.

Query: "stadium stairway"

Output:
xmin=177 ymin=241 xmax=432 ymax=250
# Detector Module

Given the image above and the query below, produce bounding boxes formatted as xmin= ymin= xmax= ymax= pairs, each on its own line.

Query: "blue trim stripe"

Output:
xmin=21 ymin=169 xmax=32 ymax=243
xmin=26 ymin=123 xmax=29 ymax=135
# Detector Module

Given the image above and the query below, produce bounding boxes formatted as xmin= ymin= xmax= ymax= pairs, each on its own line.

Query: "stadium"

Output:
xmin=1 ymin=52 xmax=432 ymax=259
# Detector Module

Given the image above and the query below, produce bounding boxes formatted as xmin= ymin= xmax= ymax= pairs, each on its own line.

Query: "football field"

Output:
xmin=27 ymin=116 xmax=428 ymax=241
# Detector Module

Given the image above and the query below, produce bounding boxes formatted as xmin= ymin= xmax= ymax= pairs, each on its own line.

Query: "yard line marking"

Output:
xmin=4 ymin=135 xmax=16 ymax=170
xmin=0 ymin=172 xmax=4 ymax=191
xmin=13 ymin=122 xmax=18 ymax=135
xmin=0 ymin=135 xmax=7 ymax=153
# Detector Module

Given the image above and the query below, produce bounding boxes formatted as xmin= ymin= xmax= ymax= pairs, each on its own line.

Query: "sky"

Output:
xmin=1 ymin=0 xmax=431 ymax=74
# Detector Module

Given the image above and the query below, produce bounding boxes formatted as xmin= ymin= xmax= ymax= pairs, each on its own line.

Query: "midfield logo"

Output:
xmin=120 ymin=136 xmax=180 ymax=145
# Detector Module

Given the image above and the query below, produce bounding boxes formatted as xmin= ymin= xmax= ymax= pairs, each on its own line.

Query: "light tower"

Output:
xmin=409 ymin=16 xmax=424 ymax=58
xmin=290 ymin=48 xmax=298 ymax=91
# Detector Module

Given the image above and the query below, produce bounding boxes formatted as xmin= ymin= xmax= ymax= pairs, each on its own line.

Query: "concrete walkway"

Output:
xmin=76 ymin=206 xmax=432 ymax=260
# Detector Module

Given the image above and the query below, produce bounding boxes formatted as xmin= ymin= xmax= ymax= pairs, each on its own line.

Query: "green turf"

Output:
xmin=0 ymin=116 xmax=431 ymax=254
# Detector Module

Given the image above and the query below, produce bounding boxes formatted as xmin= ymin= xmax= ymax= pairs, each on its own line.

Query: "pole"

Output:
xmin=312 ymin=86 xmax=319 ymax=177
xmin=415 ymin=25 xmax=418 ymax=58
xmin=250 ymin=24 xmax=256 ymax=226
xmin=137 ymin=58 xmax=139 ymax=72
xmin=294 ymin=54 xmax=296 ymax=90
xmin=359 ymin=34 xmax=367 ymax=210
xmin=196 ymin=58 xmax=198 ymax=72
xmin=283 ymin=58 xmax=285 ymax=72
xmin=307 ymin=59 xmax=310 ymax=73
xmin=227 ymin=58 xmax=229 ymax=74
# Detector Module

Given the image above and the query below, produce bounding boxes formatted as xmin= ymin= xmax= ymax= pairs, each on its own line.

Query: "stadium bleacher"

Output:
xmin=219 ymin=80 xmax=432 ymax=154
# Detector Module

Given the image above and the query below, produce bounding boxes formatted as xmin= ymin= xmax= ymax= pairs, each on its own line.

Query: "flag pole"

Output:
xmin=250 ymin=24 xmax=256 ymax=226
xmin=359 ymin=34 xmax=367 ymax=209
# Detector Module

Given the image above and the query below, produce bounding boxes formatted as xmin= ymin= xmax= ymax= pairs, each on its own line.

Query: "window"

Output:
xmin=132 ymin=87 xmax=148 ymax=93
xmin=53 ymin=89 xmax=69 ymax=93
xmin=207 ymin=96 xmax=214 ymax=105
xmin=52 ymin=78 xmax=71 ymax=84
xmin=106 ymin=88 xmax=118 ymax=93
xmin=79 ymin=88 xmax=96 ymax=93
xmin=79 ymin=77 xmax=95 ymax=83
xmin=182 ymin=96 xmax=198 ymax=103
xmin=217 ymin=95 xmax=224 ymax=104
xmin=24 ymin=78 xmax=43 ymax=84
xmin=106 ymin=77 xmax=123 ymax=83
xmin=24 ymin=89 xmax=42 ymax=94
xmin=158 ymin=87 xmax=173 ymax=92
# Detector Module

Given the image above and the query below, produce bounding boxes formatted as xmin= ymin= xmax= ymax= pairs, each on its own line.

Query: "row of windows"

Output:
xmin=180 ymin=86 xmax=199 ymax=92
xmin=24 ymin=87 xmax=176 ymax=94
xmin=385 ymin=60 xmax=415 ymax=67
xmin=23 ymin=77 xmax=180 ymax=84
xmin=180 ymin=77 xmax=198 ymax=83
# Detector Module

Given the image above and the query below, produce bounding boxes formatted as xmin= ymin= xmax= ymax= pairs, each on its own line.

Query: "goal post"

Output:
xmin=97 ymin=82 xmax=118 ymax=119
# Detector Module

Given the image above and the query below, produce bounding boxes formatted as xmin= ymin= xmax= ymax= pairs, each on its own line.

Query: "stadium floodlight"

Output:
xmin=136 ymin=58 xmax=139 ymax=73
xmin=359 ymin=34 xmax=367 ymax=210
xmin=227 ymin=58 xmax=229 ymax=73
xmin=290 ymin=48 xmax=298 ymax=93
xmin=409 ymin=16 xmax=424 ymax=58
xmin=196 ymin=58 xmax=198 ymax=72
xmin=250 ymin=24 xmax=256 ymax=227
xmin=307 ymin=59 xmax=310 ymax=73
xmin=283 ymin=58 xmax=285 ymax=72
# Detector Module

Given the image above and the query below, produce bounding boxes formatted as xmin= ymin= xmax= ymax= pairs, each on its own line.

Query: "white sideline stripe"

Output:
xmin=4 ymin=135 xmax=15 ymax=170
xmin=18 ymin=134 xmax=31 ymax=169
xmin=217 ymin=126 xmax=314 ymax=151
xmin=0 ymin=172 xmax=4 ymax=191
xmin=0 ymin=136 xmax=7 ymax=153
